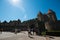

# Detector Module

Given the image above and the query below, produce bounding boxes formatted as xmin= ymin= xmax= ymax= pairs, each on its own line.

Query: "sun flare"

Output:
xmin=8 ymin=0 xmax=25 ymax=12
xmin=12 ymin=0 xmax=20 ymax=5
xmin=8 ymin=0 xmax=20 ymax=5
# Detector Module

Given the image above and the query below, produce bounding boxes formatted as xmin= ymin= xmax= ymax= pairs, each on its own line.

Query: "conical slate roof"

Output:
xmin=48 ymin=9 xmax=55 ymax=14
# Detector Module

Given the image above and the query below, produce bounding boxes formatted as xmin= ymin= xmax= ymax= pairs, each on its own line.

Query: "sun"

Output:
xmin=8 ymin=0 xmax=20 ymax=5
xmin=8 ymin=0 xmax=25 ymax=12
xmin=12 ymin=0 xmax=20 ymax=5
xmin=8 ymin=0 xmax=23 ymax=6
xmin=12 ymin=0 xmax=19 ymax=4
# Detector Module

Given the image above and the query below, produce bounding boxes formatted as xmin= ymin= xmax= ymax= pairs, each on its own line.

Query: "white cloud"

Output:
xmin=7 ymin=0 xmax=25 ymax=12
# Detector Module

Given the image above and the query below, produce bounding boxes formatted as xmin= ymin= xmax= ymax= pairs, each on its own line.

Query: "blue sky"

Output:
xmin=0 ymin=0 xmax=60 ymax=22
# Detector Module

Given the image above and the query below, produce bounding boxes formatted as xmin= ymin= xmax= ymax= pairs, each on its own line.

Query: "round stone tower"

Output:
xmin=37 ymin=11 xmax=44 ymax=22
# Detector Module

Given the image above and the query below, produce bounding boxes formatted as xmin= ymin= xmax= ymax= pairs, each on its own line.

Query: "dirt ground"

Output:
xmin=0 ymin=31 xmax=60 ymax=40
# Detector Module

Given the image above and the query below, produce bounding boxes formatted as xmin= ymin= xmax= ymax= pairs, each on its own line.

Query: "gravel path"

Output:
xmin=0 ymin=31 xmax=60 ymax=40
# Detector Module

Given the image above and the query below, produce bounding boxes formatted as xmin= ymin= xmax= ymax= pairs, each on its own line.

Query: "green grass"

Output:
xmin=48 ymin=30 xmax=60 ymax=32
xmin=41 ymin=31 xmax=46 ymax=36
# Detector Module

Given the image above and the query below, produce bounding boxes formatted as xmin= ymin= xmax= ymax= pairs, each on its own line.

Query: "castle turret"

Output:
xmin=48 ymin=9 xmax=57 ymax=22
xmin=37 ymin=11 xmax=44 ymax=21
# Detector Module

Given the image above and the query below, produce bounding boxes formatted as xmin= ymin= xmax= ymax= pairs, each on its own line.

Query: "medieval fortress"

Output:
xmin=0 ymin=9 xmax=60 ymax=35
